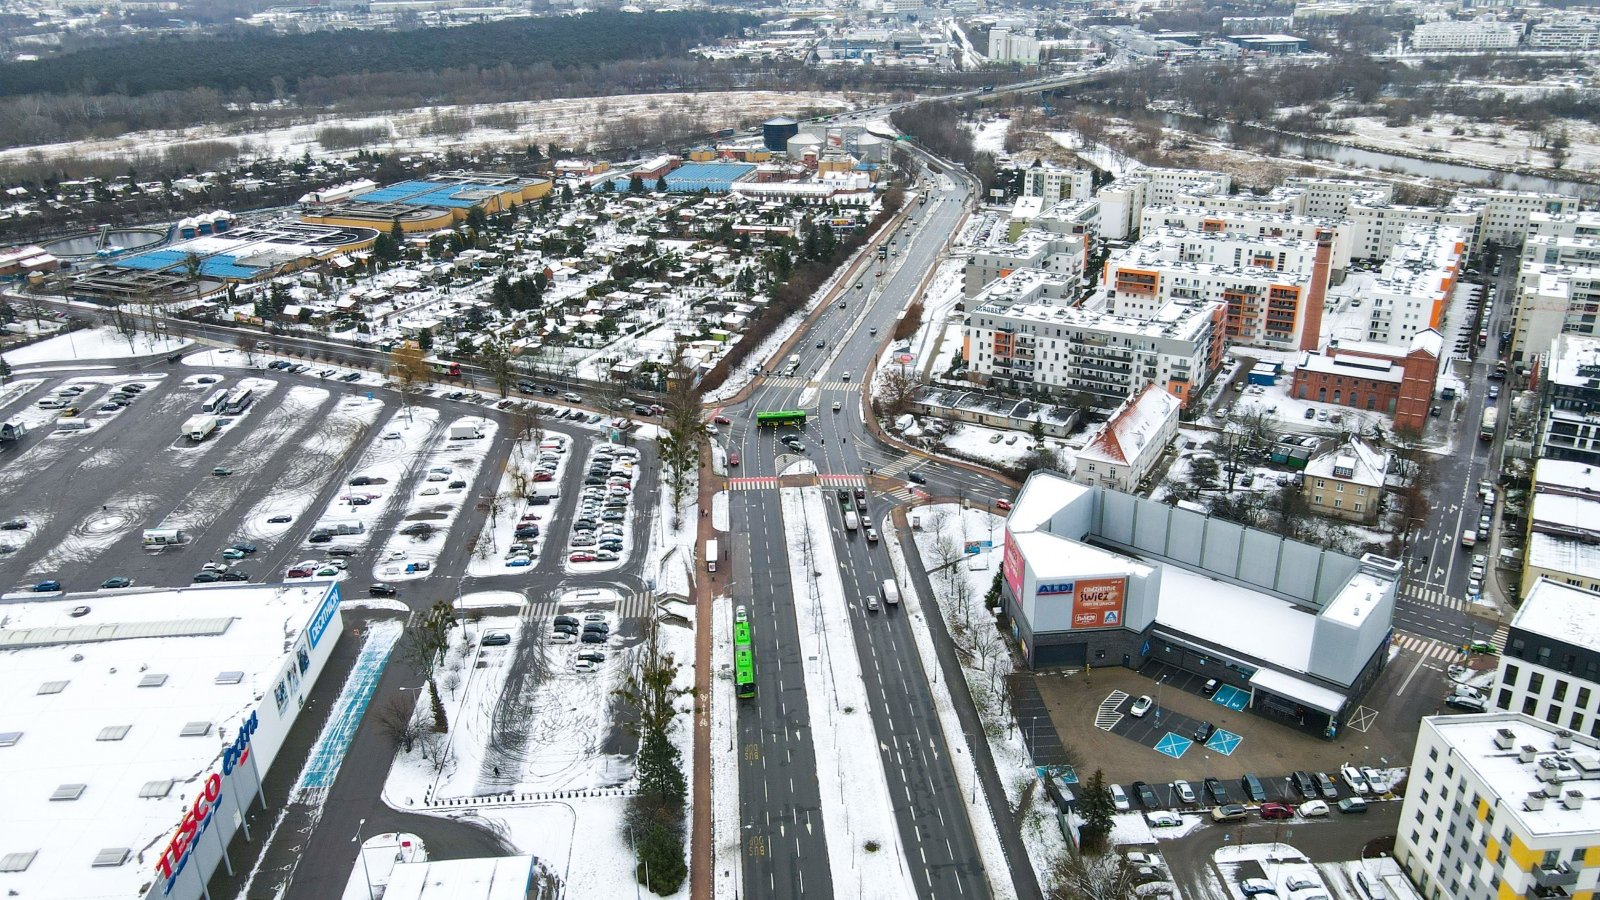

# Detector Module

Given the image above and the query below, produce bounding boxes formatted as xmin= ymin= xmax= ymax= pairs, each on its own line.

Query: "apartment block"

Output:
xmin=1364 ymin=225 xmax=1466 ymax=346
xmin=1511 ymin=266 xmax=1600 ymax=367
xmin=1020 ymin=162 xmax=1094 ymax=206
xmin=1094 ymin=168 xmax=1230 ymax=241
xmin=1495 ymin=579 xmax=1600 ymax=743
xmin=965 ymin=231 xmax=1092 ymax=297
xmin=1104 ymin=227 xmax=1333 ymax=350
xmin=1452 ymin=188 xmax=1578 ymax=248
xmin=1397 ymin=712 xmax=1600 ymax=900
xmin=1347 ymin=196 xmax=1482 ymax=260
xmin=1528 ymin=15 xmax=1600 ymax=49
xmin=1409 ymin=19 xmax=1523 ymax=51
xmin=1282 ymin=176 xmax=1394 ymax=218
xmin=963 ymin=268 xmax=1226 ymax=408
xmin=1140 ymin=205 xmax=1356 ymax=276
xmin=1521 ymin=461 xmax=1600 ymax=598
xmin=1538 ymin=334 xmax=1600 ymax=467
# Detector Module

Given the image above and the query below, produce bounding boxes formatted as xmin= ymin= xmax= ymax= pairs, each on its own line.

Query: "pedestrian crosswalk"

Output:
xmin=523 ymin=590 xmax=655 ymax=623
xmin=1400 ymin=583 xmax=1466 ymax=611
xmin=875 ymin=456 xmax=919 ymax=477
xmin=881 ymin=486 xmax=922 ymax=503
xmin=1392 ymin=633 xmax=1463 ymax=666
xmin=1488 ymin=622 xmax=1509 ymax=651
xmin=818 ymin=473 xmax=866 ymax=487
xmin=728 ymin=476 xmax=781 ymax=492
xmin=754 ymin=376 xmax=857 ymax=392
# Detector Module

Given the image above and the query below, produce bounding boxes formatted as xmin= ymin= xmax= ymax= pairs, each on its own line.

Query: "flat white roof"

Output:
xmin=0 ymin=583 xmax=336 ymax=899
xmin=1155 ymin=564 xmax=1316 ymax=673
xmin=1513 ymin=578 xmax=1600 ymax=645
xmin=384 ymin=855 xmax=539 ymax=900
xmin=1428 ymin=714 xmax=1600 ymax=837
xmin=1249 ymin=667 xmax=1346 ymax=715
xmin=1014 ymin=531 xmax=1153 ymax=582
xmin=1528 ymin=533 xmax=1600 ymax=582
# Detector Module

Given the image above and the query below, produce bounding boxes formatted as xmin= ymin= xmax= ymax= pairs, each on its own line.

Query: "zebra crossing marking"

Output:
xmin=1400 ymin=583 xmax=1464 ymax=610
xmin=875 ymin=456 xmax=918 ymax=477
xmin=1095 ymin=690 xmax=1129 ymax=731
xmin=1393 ymin=632 xmax=1461 ymax=665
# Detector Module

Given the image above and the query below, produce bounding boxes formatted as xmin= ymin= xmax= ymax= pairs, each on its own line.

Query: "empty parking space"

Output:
xmin=1107 ymin=692 xmax=1222 ymax=760
xmin=1213 ymin=684 xmax=1249 ymax=711
xmin=1011 ymin=677 xmax=1071 ymax=766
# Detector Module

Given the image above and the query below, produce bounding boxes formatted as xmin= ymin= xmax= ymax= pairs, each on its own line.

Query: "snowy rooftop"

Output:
xmin=1154 ymin=564 xmax=1317 ymax=673
xmin=1547 ymin=333 xmax=1600 ymax=387
xmin=384 ymin=855 xmax=540 ymax=900
xmin=980 ymin=287 xmax=1219 ymax=343
xmin=1426 ymin=713 xmax=1600 ymax=837
xmin=1320 ymin=565 xmax=1394 ymax=629
xmin=1142 ymin=203 xmax=1347 ymax=230
xmin=1531 ymin=491 xmax=1600 ymax=534
xmin=1076 ymin=385 xmax=1179 ymax=467
xmin=1527 ymin=533 xmax=1600 ymax=582
xmin=1013 ymin=531 xmax=1152 ymax=582
xmin=1513 ymin=578 xmax=1600 ymax=646
xmin=1304 ymin=439 xmax=1388 ymax=487
xmin=1535 ymin=458 xmax=1600 ymax=495
xmin=1296 ymin=351 xmax=1403 ymax=383
xmin=0 ymin=583 xmax=337 ymax=898
xmin=1007 ymin=472 xmax=1092 ymax=534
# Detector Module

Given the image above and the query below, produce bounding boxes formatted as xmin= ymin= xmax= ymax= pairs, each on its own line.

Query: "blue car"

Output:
xmin=33 ymin=580 xmax=61 ymax=592
xmin=506 ymin=557 xmax=533 ymax=567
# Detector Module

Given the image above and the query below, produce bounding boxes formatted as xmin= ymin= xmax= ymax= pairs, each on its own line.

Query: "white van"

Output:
xmin=881 ymin=579 xmax=901 ymax=607
xmin=706 ymin=539 xmax=719 ymax=573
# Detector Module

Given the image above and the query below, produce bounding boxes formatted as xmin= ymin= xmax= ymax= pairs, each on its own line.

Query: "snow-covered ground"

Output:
xmin=183 ymin=346 xmax=387 ymax=389
xmin=372 ymin=416 xmax=498 ymax=581
xmin=781 ymin=485 xmax=916 ymax=897
xmin=234 ymin=394 xmax=386 ymax=543
xmin=0 ymin=90 xmax=855 ymax=169
xmin=972 ymin=118 xmax=1012 ymax=156
xmin=1331 ymin=112 xmax=1600 ymax=175
xmin=2 ymin=326 xmax=189 ymax=366
xmin=1048 ymin=130 xmax=1143 ymax=178
xmin=465 ymin=430 xmax=570 ymax=576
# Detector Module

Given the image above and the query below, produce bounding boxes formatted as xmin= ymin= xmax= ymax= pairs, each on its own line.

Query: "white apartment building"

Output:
xmin=1363 ymin=225 xmax=1466 ymax=345
xmin=1170 ymin=185 xmax=1303 ymax=216
xmin=1528 ymin=15 xmax=1600 ymax=50
xmin=1409 ymin=19 xmax=1523 ymax=51
xmin=1398 ymin=712 xmax=1600 ymax=900
xmin=963 ymin=268 xmax=1225 ymax=408
xmin=965 ymin=232 xmax=1092 ymax=297
xmin=1282 ymin=176 xmax=1394 ymax=217
xmin=1494 ymin=579 xmax=1600 ymax=739
xmin=988 ymin=26 xmax=1041 ymax=64
xmin=1524 ymin=211 xmax=1600 ymax=264
xmin=1146 ymin=167 xmax=1232 ymax=206
xmin=1098 ymin=177 xmax=1149 ymax=241
xmin=1103 ymin=227 xmax=1332 ymax=350
xmin=1452 ymin=188 xmax=1579 ymax=248
xmin=1140 ymin=205 xmax=1356 ymax=275
xmin=1020 ymin=163 xmax=1094 ymax=206
xmin=1520 ymin=461 xmax=1600 ymax=597
xmin=1510 ymin=265 xmax=1600 ymax=366
xmin=1347 ymin=196 xmax=1482 ymax=260
xmin=1537 ymin=334 xmax=1600 ymax=468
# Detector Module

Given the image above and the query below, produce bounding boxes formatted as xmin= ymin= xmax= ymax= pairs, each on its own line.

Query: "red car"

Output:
xmin=568 ymin=552 xmax=596 ymax=563
xmin=729 ymin=451 xmax=741 ymax=467
xmin=712 ymin=414 xmax=731 ymax=425
xmin=1259 ymin=802 xmax=1293 ymax=820
xmin=995 ymin=499 xmax=1013 ymax=511
xmin=286 ymin=567 xmax=313 ymax=578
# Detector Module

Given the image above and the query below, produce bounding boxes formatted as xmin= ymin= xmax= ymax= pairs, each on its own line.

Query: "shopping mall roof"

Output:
xmin=0 ymin=582 xmax=338 ymax=899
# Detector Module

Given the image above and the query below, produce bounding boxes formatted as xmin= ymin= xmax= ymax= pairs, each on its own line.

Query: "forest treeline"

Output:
xmin=0 ymin=11 xmax=755 ymax=99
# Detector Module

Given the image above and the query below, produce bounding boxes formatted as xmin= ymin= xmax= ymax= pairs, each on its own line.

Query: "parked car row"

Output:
xmin=566 ymin=443 xmax=637 ymax=565
xmin=505 ymin=435 xmax=569 ymax=568
xmin=548 ymin=612 xmax=613 ymax=668
xmin=1115 ymin=765 xmax=1389 ymax=823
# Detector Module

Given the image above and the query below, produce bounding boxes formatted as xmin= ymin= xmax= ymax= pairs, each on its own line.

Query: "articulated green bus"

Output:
xmin=755 ymin=410 xmax=806 ymax=428
xmin=734 ymin=608 xmax=755 ymax=698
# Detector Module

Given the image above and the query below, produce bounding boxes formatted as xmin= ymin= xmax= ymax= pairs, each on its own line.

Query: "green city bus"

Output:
xmin=734 ymin=608 xmax=755 ymax=698
xmin=755 ymin=410 xmax=806 ymax=428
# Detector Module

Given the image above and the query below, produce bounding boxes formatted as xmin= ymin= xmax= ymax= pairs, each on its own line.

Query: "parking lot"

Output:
xmin=0 ymin=357 xmax=656 ymax=601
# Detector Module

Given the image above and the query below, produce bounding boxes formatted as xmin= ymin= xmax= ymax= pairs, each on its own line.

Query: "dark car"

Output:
xmin=1132 ymin=781 xmax=1159 ymax=810
xmin=554 ymin=622 xmax=579 ymax=635
xmin=1204 ymin=777 xmax=1231 ymax=805
xmin=580 ymin=631 xmax=606 ymax=644
xmin=100 ymin=576 xmax=132 ymax=589
xmin=907 ymin=472 xmax=927 ymax=485
xmin=583 ymin=621 xmax=611 ymax=634
xmin=192 ymin=571 xmax=222 ymax=583
xmin=327 ymin=547 xmax=358 ymax=557
xmin=0 ymin=519 xmax=26 ymax=530
xmin=518 ymin=381 xmax=537 ymax=393
xmin=230 ymin=542 xmax=257 ymax=554
xmin=1241 ymin=773 xmax=1266 ymax=803
xmin=308 ymin=533 xmax=333 ymax=544
xmin=1293 ymin=771 xmax=1318 ymax=800
xmin=578 ymin=650 xmax=606 ymax=663
xmin=1193 ymin=721 xmax=1216 ymax=743
xmin=554 ymin=615 xmax=580 ymax=627
xmin=1337 ymin=797 xmax=1369 ymax=814
xmin=220 ymin=571 xmax=249 ymax=581
xmin=399 ymin=523 xmax=435 ymax=537
xmin=542 ymin=386 xmax=559 ymax=395
xmin=268 ymin=514 xmax=293 ymax=524
xmin=369 ymin=583 xmax=398 ymax=597
xmin=1315 ymin=772 xmax=1339 ymax=800
xmin=348 ymin=475 xmax=374 ymax=486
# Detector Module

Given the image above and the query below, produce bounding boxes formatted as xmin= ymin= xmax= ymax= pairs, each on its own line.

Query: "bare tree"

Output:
xmin=1045 ymin=849 xmax=1140 ymax=900
xmin=373 ymin=694 xmax=422 ymax=754
xmin=234 ymin=333 xmax=258 ymax=365
xmin=875 ymin=365 xmax=920 ymax=418
xmin=971 ymin=622 xmax=1004 ymax=687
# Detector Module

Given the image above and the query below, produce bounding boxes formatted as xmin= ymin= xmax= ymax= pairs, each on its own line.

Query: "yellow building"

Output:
xmin=300 ymin=171 xmax=552 ymax=234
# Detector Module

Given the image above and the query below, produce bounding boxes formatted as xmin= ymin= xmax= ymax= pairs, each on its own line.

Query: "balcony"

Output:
xmin=1533 ymin=862 xmax=1580 ymax=889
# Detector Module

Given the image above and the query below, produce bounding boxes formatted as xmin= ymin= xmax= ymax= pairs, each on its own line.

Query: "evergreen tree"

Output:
xmin=655 ymin=176 xmax=669 ymax=192
xmin=629 ymin=174 xmax=645 ymax=194
xmin=636 ymin=824 xmax=687 ymax=894
xmin=636 ymin=729 xmax=686 ymax=806
xmin=1078 ymin=769 xmax=1116 ymax=853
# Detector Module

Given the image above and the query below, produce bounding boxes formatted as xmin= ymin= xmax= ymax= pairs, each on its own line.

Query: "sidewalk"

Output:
xmin=690 ymin=447 xmax=714 ymax=900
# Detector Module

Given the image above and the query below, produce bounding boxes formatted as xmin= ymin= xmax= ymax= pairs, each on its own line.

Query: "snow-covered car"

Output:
xmin=1298 ymin=799 xmax=1330 ymax=817
xmin=1145 ymin=810 xmax=1181 ymax=828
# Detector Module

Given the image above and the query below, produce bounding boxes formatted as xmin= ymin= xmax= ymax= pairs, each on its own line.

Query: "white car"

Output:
xmin=1172 ymin=779 xmax=1196 ymax=804
xmin=574 ymin=660 xmax=597 ymax=673
xmin=550 ymin=632 xmax=576 ymax=644
xmin=1129 ymin=695 xmax=1154 ymax=718
xmin=1298 ymin=799 xmax=1330 ymax=817
xmin=1362 ymin=767 xmax=1390 ymax=794
xmin=1109 ymin=784 xmax=1131 ymax=812
xmin=1145 ymin=810 xmax=1181 ymax=827
xmin=1341 ymin=763 xmax=1371 ymax=794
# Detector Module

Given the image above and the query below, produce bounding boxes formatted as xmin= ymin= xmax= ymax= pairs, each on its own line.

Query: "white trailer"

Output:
xmin=449 ymin=420 xmax=483 ymax=440
xmin=706 ymin=539 xmax=719 ymax=573
xmin=142 ymin=528 xmax=184 ymax=546
xmin=312 ymin=518 xmax=365 ymax=536
xmin=183 ymin=414 xmax=218 ymax=441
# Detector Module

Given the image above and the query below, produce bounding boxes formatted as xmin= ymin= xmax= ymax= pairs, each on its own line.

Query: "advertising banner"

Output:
xmin=1002 ymin=530 xmax=1025 ymax=600
xmin=1034 ymin=576 xmax=1127 ymax=630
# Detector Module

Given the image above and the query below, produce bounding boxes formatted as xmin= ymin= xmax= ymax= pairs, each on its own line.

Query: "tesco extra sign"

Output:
xmin=155 ymin=711 xmax=259 ymax=893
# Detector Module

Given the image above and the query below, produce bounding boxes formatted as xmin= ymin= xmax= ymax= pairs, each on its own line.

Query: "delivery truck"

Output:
xmin=706 ymin=539 xmax=719 ymax=573
xmin=183 ymin=414 xmax=218 ymax=441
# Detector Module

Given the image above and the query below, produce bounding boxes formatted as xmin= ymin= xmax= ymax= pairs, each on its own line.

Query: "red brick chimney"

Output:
xmin=1299 ymin=230 xmax=1334 ymax=352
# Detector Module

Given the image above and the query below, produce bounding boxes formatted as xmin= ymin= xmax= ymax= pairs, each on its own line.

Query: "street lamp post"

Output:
xmin=353 ymin=818 xmax=375 ymax=900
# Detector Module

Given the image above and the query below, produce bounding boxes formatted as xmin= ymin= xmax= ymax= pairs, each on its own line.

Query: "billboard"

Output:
xmin=1036 ymin=576 xmax=1126 ymax=630
xmin=1002 ymin=530 xmax=1025 ymax=600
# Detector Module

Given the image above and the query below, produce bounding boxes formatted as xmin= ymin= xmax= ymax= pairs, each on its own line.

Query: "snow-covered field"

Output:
xmin=2 ymin=326 xmax=189 ymax=366
xmin=0 ymin=90 xmax=855 ymax=168
xmin=1331 ymin=112 xmax=1600 ymax=175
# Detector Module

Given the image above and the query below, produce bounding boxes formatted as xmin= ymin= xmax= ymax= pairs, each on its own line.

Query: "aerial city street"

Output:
xmin=3 ymin=3 xmax=1600 ymax=900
